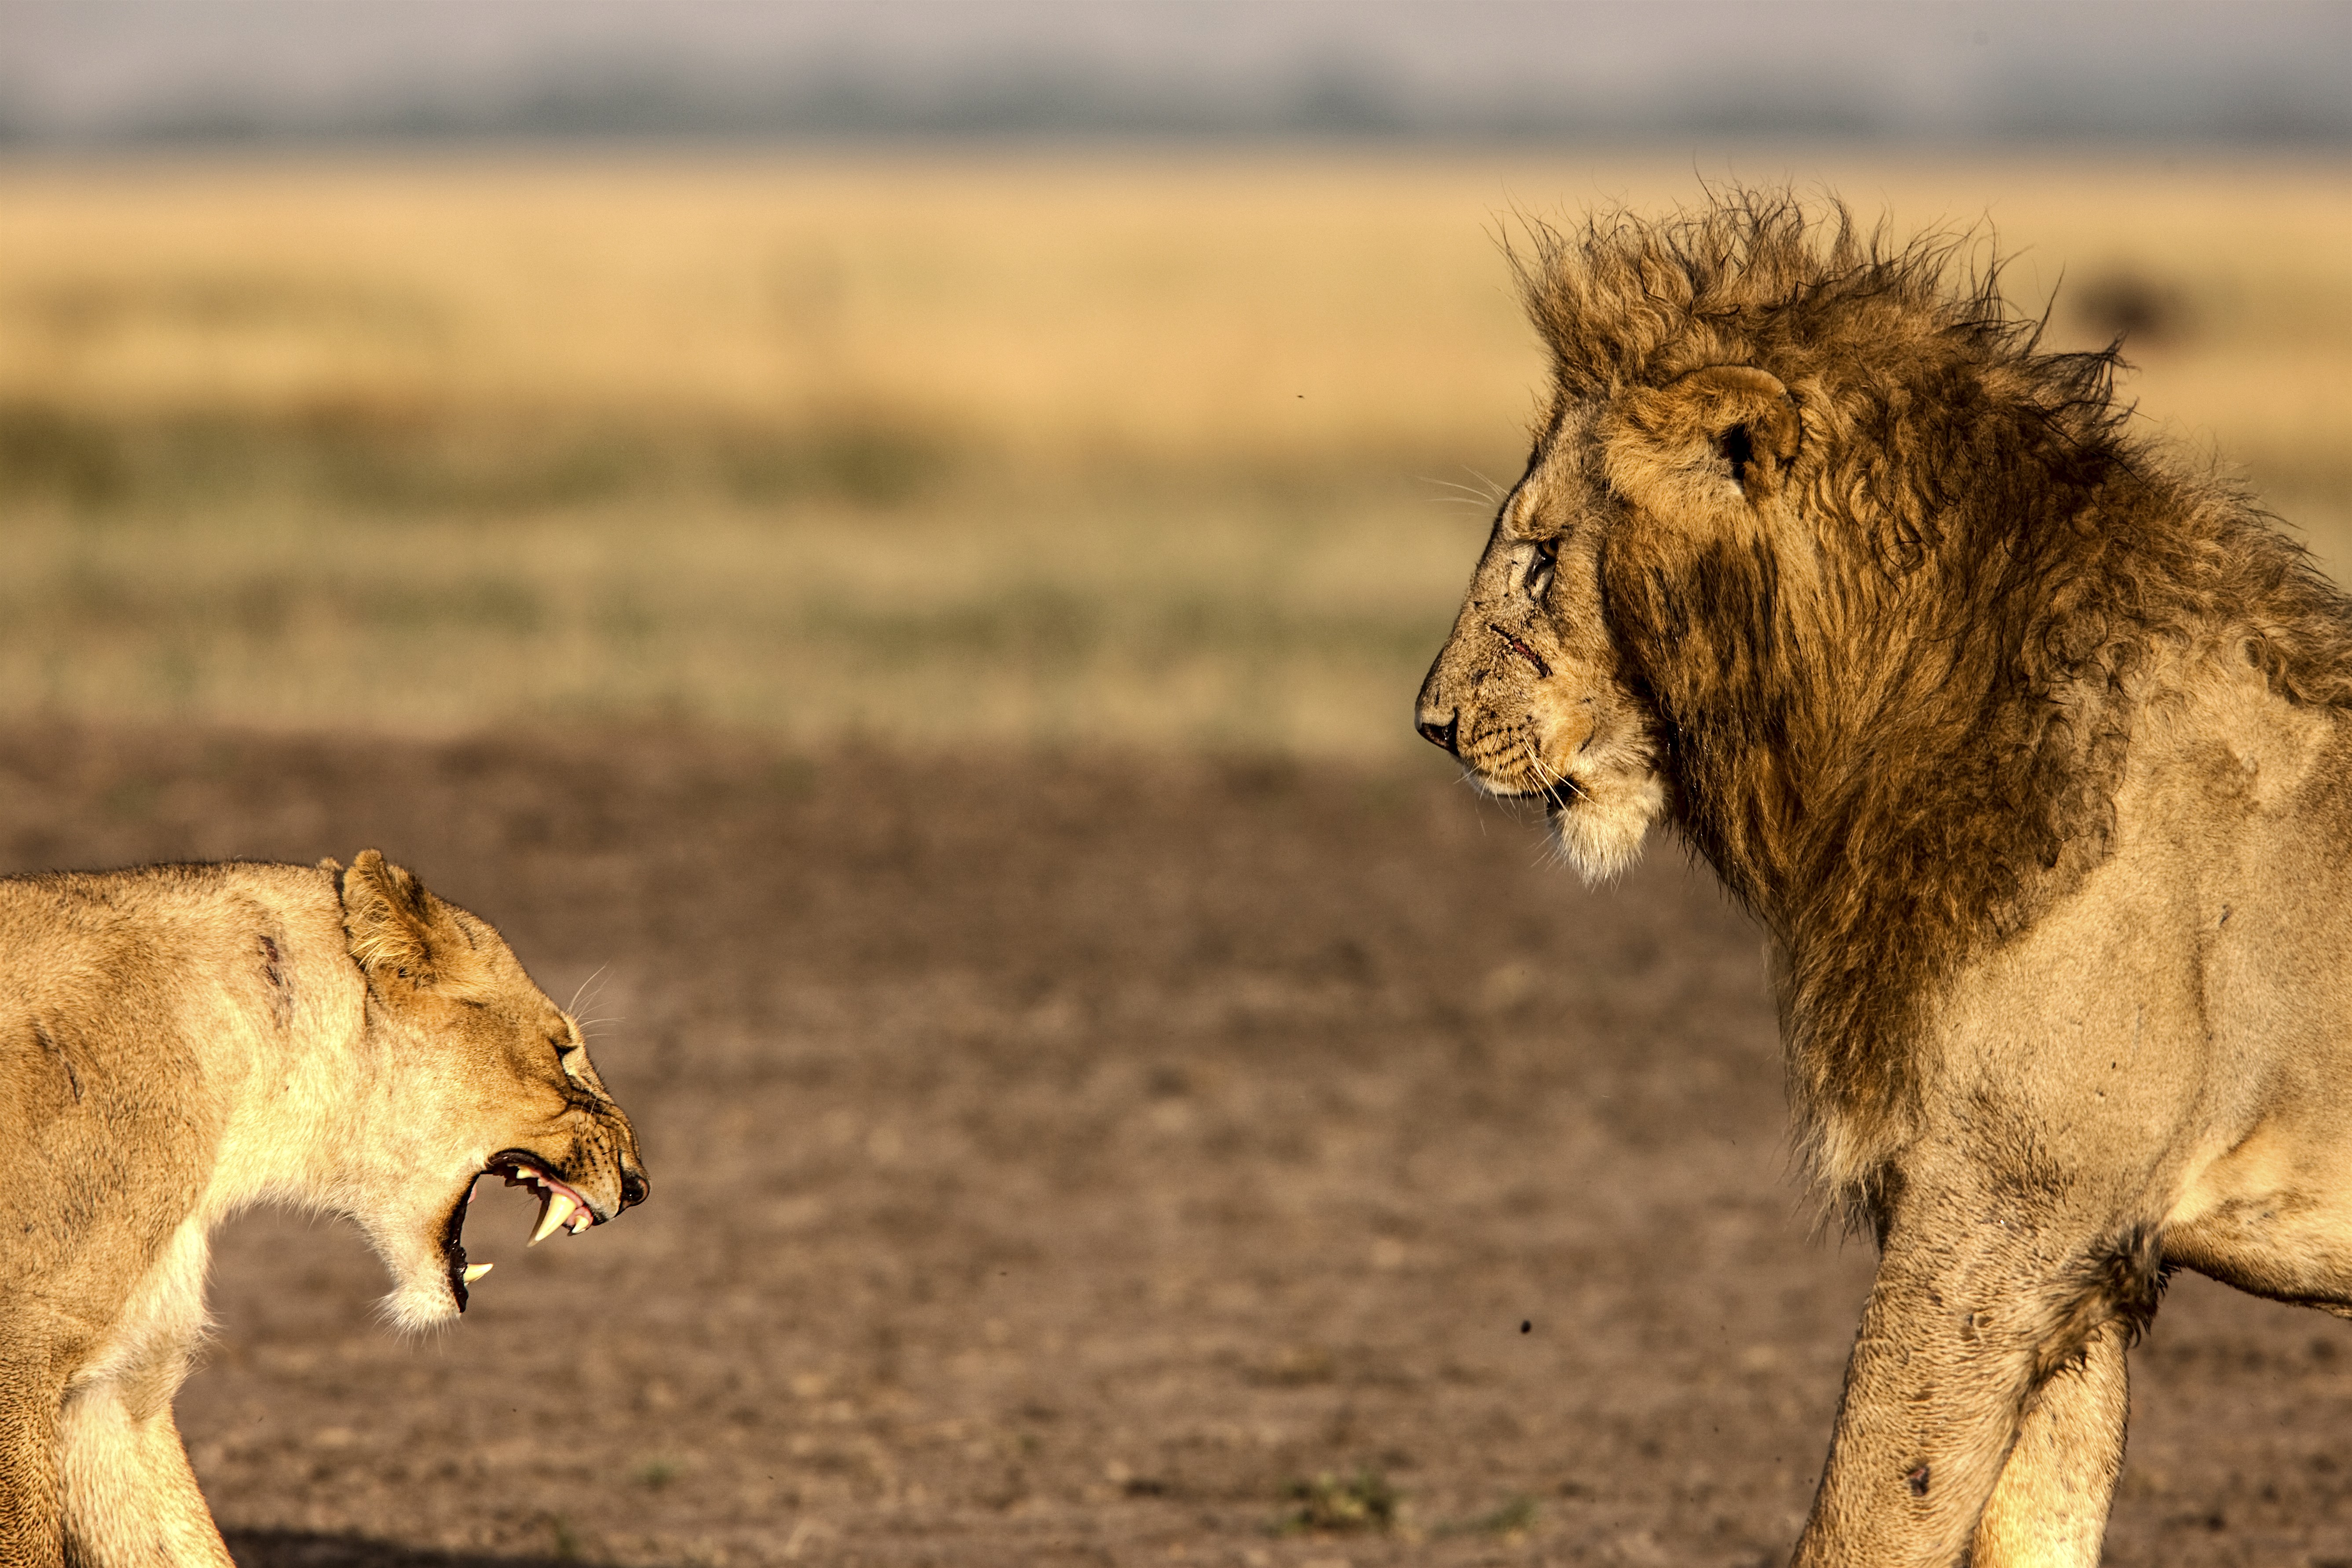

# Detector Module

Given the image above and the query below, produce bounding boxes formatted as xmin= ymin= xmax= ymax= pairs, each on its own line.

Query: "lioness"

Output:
xmin=0 ymin=850 xmax=647 ymax=1566
xmin=1418 ymin=194 xmax=2352 ymax=1564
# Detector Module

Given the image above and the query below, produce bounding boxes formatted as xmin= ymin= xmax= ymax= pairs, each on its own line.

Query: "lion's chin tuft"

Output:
xmin=1550 ymin=772 xmax=1667 ymax=884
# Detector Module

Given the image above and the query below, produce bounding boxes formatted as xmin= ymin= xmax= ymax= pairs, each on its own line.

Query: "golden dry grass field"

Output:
xmin=0 ymin=151 xmax=2347 ymax=754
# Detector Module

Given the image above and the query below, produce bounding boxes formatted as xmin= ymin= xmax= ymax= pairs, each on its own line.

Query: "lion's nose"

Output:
xmin=619 ymin=1164 xmax=649 ymax=1210
xmin=1416 ymin=711 xmax=1460 ymax=756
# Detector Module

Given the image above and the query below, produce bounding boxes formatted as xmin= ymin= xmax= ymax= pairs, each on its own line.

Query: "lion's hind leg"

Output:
xmin=1970 ymin=1320 xmax=2129 ymax=1568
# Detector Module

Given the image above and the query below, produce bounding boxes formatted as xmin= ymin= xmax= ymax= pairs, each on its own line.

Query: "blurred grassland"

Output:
xmin=0 ymin=151 xmax=2347 ymax=755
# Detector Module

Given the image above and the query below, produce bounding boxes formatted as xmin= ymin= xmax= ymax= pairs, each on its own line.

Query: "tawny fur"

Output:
xmin=0 ymin=852 xmax=646 ymax=1567
xmin=1418 ymin=190 xmax=2352 ymax=1566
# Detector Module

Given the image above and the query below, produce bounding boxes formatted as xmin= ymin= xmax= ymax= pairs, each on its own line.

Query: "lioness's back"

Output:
xmin=0 ymin=863 xmax=344 ymax=1245
xmin=0 ymin=861 xmax=336 ymax=990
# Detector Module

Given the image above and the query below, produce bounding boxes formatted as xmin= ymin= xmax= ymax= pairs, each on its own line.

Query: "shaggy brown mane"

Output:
xmin=1519 ymin=192 xmax=2352 ymax=1213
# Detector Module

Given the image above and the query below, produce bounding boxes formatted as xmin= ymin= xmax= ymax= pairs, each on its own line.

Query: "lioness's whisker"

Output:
xmin=566 ymin=965 xmax=609 ymax=1019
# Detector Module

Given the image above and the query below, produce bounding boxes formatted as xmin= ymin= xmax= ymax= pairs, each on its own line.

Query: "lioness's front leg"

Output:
xmin=0 ymin=1352 xmax=69 ymax=1566
xmin=1794 ymin=1187 xmax=2154 ymax=1567
xmin=0 ymin=1428 xmax=63 ymax=1565
xmin=1970 ymin=1322 xmax=2129 ymax=1568
xmin=58 ymin=1386 xmax=232 ymax=1568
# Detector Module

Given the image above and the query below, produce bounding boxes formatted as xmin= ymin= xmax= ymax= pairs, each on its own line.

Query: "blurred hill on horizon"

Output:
xmin=3 ymin=0 xmax=2348 ymax=149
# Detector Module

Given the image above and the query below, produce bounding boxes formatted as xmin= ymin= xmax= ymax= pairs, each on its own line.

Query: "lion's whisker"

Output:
xmin=1419 ymin=471 xmax=1510 ymax=509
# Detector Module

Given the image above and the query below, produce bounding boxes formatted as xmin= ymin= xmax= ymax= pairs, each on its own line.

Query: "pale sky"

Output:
xmin=1 ymin=0 xmax=2345 ymax=144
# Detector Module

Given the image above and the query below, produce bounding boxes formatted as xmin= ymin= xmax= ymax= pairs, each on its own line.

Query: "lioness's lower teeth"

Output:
xmin=530 ymin=1190 xmax=578 ymax=1245
xmin=463 ymin=1263 xmax=493 ymax=1282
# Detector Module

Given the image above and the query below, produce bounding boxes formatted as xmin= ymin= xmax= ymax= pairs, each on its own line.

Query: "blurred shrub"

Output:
xmin=1275 ymin=1469 xmax=1407 ymax=1535
xmin=2069 ymin=269 xmax=2194 ymax=348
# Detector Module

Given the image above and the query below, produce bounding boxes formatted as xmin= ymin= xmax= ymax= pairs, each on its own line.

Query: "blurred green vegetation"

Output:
xmin=0 ymin=430 xmax=1487 ymax=754
xmin=0 ymin=154 xmax=2344 ymax=756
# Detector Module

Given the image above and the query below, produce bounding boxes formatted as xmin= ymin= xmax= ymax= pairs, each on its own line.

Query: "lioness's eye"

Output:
xmin=1526 ymin=538 xmax=1559 ymax=602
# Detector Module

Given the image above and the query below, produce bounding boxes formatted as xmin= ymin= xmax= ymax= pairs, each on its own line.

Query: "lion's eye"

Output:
xmin=1526 ymin=539 xmax=1559 ymax=603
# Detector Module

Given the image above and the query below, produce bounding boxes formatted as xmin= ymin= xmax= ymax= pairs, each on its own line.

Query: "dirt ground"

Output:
xmin=6 ymin=724 xmax=2352 ymax=1567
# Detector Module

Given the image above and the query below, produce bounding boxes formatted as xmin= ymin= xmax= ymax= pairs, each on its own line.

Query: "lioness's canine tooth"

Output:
xmin=530 ymin=1190 xmax=577 ymax=1245
xmin=568 ymin=1209 xmax=592 ymax=1234
xmin=463 ymin=1263 xmax=493 ymax=1282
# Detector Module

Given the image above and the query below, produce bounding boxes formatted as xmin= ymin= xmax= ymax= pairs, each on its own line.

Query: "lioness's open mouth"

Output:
xmin=439 ymin=1150 xmax=604 ymax=1312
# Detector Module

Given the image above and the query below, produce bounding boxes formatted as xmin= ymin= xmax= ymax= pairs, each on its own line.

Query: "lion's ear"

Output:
xmin=1605 ymin=364 xmax=1801 ymax=509
xmin=339 ymin=849 xmax=455 ymax=989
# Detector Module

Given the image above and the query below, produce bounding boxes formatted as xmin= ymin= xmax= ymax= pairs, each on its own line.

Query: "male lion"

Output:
xmin=1417 ymin=194 xmax=2352 ymax=1564
xmin=0 ymin=850 xmax=648 ymax=1566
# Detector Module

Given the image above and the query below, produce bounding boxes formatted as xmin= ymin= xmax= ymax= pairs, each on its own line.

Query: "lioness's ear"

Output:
xmin=340 ymin=849 xmax=444 ymax=988
xmin=1605 ymin=364 xmax=1802 ymax=507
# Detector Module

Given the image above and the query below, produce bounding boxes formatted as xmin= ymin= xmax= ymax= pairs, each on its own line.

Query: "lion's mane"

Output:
xmin=1516 ymin=193 xmax=2352 ymax=1211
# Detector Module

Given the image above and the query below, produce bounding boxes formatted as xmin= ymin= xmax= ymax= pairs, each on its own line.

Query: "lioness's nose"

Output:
xmin=619 ymin=1164 xmax=649 ymax=1210
xmin=1417 ymin=711 xmax=1459 ymax=756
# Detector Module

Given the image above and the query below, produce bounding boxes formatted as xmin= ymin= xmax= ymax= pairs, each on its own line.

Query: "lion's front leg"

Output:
xmin=1970 ymin=1321 xmax=2129 ymax=1568
xmin=1793 ymin=1189 xmax=2155 ymax=1568
xmin=1796 ymin=1256 xmax=2025 ymax=1565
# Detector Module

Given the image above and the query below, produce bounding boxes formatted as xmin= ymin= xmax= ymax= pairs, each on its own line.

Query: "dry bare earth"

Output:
xmin=0 ymin=726 xmax=2345 ymax=1565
